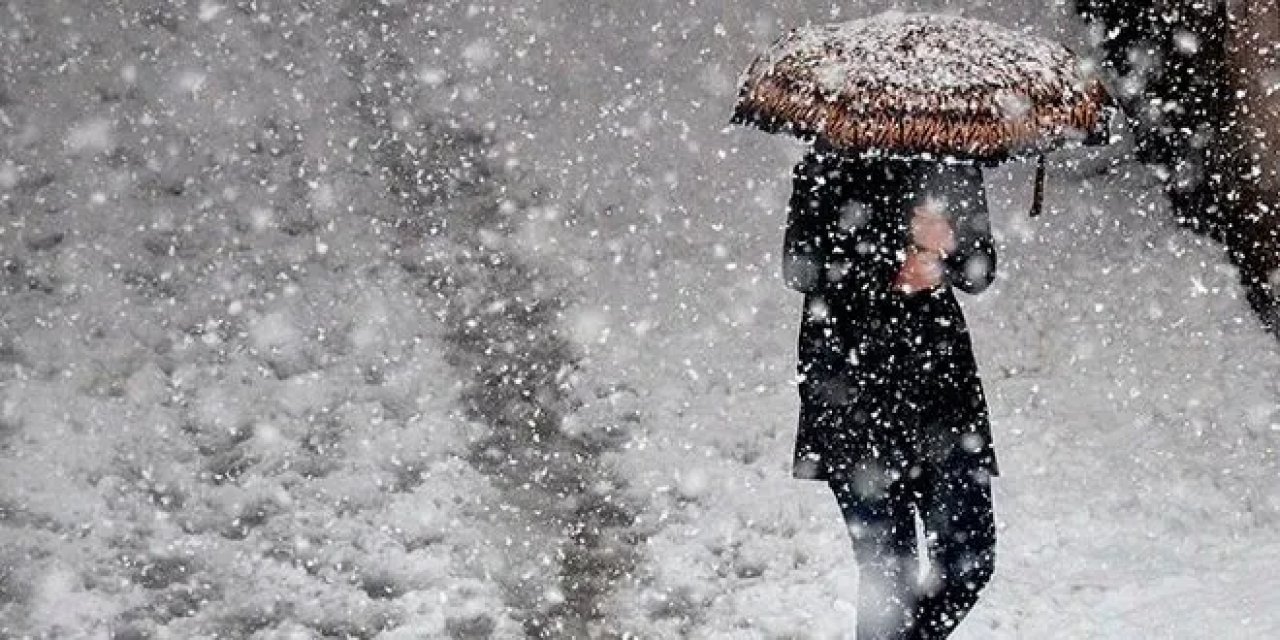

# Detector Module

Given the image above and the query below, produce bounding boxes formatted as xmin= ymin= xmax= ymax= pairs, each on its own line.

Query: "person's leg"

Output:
xmin=830 ymin=467 xmax=921 ymax=640
xmin=913 ymin=464 xmax=996 ymax=639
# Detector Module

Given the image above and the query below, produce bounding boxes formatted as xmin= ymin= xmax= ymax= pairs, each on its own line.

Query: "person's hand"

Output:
xmin=911 ymin=199 xmax=956 ymax=256
xmin=893 ymin=248 xmax=944 ymax=294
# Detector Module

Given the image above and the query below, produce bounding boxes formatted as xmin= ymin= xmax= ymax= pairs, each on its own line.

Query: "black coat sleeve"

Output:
xmin=783 ymin=153 xmax=901 ymax=297
xmin=782 ymin=155 xmax=831 ymax=294
xmin=933 ymin=165 xmax=997 ymax=295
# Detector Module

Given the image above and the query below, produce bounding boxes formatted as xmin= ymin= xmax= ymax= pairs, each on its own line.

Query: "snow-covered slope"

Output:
xmin=442 ymin=0 xmax=1280 ymax=637
xmin=1 ymin=2 xmax=630 ymax=636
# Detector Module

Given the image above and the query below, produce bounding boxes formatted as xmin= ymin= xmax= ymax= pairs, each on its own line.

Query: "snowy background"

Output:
xmin=1 ymin=0 xmax=1278 ymax=638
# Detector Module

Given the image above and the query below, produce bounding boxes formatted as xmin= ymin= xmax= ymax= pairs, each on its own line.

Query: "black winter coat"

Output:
xmin=784 ymin=151 xmax=999 ymax=482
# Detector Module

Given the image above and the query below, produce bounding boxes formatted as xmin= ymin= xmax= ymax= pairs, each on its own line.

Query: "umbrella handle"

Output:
xmin=1029 ymin=154 xmax=1046 ymax=218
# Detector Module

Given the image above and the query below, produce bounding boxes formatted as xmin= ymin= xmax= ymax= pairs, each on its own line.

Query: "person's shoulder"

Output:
xmin=920 ymin=160 xmax=985 ymax=194
xmin=795 ymin=149 xmax=857 ymax=182
xmin=937 ymin=160 xmax=985 ymax=181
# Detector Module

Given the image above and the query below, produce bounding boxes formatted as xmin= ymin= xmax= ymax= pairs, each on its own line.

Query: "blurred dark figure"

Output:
xmin=785 ymin=150 xmax=998 ymax=639
xmin=1076 ymin=0 xmax=1280 ymax=334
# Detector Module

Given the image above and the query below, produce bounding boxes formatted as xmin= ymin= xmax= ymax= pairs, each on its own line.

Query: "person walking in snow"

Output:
xmin=733 ymin=11 xmax=1111 ymax=638
xmin=784 ymin=147 xmax=999 ymax=639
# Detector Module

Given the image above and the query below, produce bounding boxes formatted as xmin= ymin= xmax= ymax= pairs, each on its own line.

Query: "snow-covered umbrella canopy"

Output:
xmin=732 ymin=12 xmax=1112 ymax=161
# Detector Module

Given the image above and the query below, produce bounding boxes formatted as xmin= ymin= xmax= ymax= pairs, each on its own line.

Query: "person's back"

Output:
xmin=783 ymin=150 xmax=999 ymax=639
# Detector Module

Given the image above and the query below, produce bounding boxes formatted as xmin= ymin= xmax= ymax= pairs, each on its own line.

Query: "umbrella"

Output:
xmin=731 ymin=12 xmax=1115 ymax=214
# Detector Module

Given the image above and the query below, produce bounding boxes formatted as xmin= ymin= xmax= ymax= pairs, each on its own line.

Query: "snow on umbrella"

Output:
xmin=732 ymin=12 xmax=1115 ymax=213
xmin=733 ymin=11 xmax=1111 ymax=159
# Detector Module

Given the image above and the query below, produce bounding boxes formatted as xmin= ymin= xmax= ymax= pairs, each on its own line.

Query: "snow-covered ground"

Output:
xmin=2 ymin=0 xmax=1277 ymax=638
xmin=573 ymin=163 xmax=1280 ymax=638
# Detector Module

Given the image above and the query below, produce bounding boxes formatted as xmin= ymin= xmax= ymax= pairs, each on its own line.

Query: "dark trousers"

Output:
xmin=829 ymin=459 xmax=996 ymax=640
